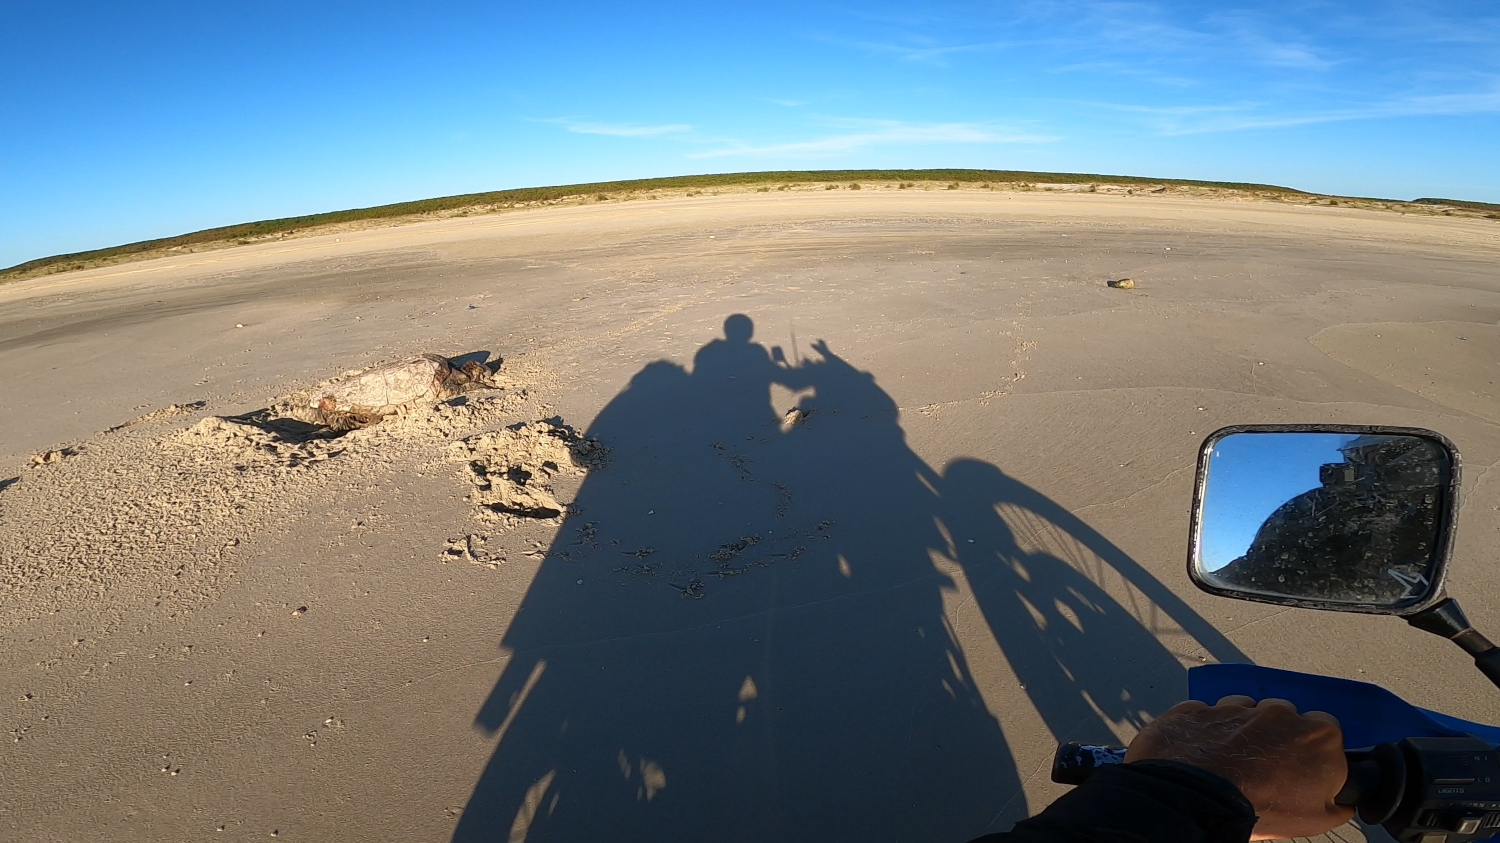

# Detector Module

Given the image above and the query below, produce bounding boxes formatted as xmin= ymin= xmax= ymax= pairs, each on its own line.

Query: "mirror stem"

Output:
xmin=1407 ymin=598 xmax=1500 ymax=691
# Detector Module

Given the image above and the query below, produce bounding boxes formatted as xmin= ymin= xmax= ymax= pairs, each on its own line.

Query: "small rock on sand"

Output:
xmin=1107 ymin=278 xmax=1136 ymax=289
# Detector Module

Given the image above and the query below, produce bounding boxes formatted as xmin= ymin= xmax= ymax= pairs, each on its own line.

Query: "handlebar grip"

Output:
xmin=1335 ymin=750 xmax=1369 ymax=806
xmin=1055 ymin=741 xmax=1405 ymax=826
xmin=1051 ymin=742 xmax=1127 ymax=785
xmin=1336 ymin=744 xmax=1406 ymax=824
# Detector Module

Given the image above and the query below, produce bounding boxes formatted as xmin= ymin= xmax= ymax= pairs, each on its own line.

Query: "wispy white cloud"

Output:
xmin=1401 ymin=84 xmax=1500 ymax=114
xmin=825 ymin=2 xmax=1347 ymax=77
xmin=564 ymin=122 xmax=693 ymax=137
xmin=1098 ymin=101 xmax=1261 ymax=117
xmin=1318 ymin=6 xmax=1500 ymax=49
xmin=1208 ymin=11 xmax=1336 ymax=71
xmin=690 ymin=119 xmax=1056 ymax=158
xmin=531 ymin=118 xmax=692 ymax=137
xmin=1252 ymin=42 xmax=1334 ymax=71
xmin=1062 ymin=4 xmax=1340 ymax=72
xmin=1049 ymin=60 xmax=1198 ymax=88
xmin=833 ymin=37 xmax=1013 ymax=64
xmin=1059 ymin=2 xmax=1210 ymax=53
xmin=531 ymin=115 xmax=1058 ymax=157
xmin=1117 ymin=80 xmax=1500 ymax=134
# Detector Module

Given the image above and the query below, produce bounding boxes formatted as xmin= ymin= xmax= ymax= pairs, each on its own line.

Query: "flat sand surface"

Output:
xmin=2 ymin=190 xmax=1499 ymax=842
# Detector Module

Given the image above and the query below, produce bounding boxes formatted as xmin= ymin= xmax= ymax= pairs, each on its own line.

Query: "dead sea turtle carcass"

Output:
xmin=311 ymin=354 xmax=492 ymax=430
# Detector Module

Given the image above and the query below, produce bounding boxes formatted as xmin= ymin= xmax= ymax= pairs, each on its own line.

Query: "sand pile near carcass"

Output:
xmin=0 ymin=353 xmax=594 ymax=624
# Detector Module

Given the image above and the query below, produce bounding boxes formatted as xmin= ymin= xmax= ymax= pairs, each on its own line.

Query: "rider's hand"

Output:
xmin=1126 ymin=695 xmax=1354 ymax=841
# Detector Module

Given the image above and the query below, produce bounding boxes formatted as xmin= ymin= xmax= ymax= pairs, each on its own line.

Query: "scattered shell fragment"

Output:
xmin=30 ymin=446 xmax=81 ymax=466
xmin=780 ymin=407 xmax=812 ymax=431
xmin=1107 ymin=278 xmax=1136 ymax=289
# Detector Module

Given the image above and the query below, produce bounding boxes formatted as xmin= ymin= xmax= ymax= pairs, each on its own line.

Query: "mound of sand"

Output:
xmin=449 ymin=419 xmax=609 ymax=521
xmin=0 ymin=353 xmax=582 ymax=625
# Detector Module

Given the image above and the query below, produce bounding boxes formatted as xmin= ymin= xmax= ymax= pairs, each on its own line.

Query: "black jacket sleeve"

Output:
xmin=969 ymin=761 xmax=1258 ymax=843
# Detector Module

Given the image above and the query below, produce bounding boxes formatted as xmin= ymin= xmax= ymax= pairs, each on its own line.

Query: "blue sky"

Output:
xmin=4 ymin=1 xmax=1500 ymax=268
xmin=1199 ymin=433 xmax=1355 ymax=572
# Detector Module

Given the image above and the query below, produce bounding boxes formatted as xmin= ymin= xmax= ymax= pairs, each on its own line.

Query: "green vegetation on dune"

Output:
xmin=1412 ymin=197 xmax=1500 ymax=214
xmin=3 ymin=168 xmax=1485 ymax=283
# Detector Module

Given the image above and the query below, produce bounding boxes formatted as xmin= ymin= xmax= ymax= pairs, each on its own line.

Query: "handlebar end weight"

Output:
xmin=1051 ymin=742 xmax=1128 ymax=785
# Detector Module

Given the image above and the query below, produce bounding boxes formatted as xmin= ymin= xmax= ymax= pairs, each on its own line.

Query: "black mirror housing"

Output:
xmin=1187 ymin=424 xmax=1461 ymax=616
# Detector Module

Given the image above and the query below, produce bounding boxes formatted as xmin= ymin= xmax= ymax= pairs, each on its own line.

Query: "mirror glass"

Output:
xmin=1195 ymin=431 xmax=1450 ymax=608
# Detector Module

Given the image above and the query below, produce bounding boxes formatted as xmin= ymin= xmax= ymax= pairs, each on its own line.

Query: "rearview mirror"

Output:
xmin=1189 ymin=426 xmax=1460 ymax=615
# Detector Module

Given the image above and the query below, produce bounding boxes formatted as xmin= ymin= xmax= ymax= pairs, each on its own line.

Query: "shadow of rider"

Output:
xmin=451 ymin=314 xmax=1244 ymax=842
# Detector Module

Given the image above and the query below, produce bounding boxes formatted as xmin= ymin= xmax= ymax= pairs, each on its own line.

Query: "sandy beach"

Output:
xmin=2 ymin=188 xmax=1498 ymax=842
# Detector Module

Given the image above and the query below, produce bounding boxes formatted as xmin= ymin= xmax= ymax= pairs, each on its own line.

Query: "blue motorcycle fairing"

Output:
xmin=1188 ymin=663 xmax=1500 ymax=749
